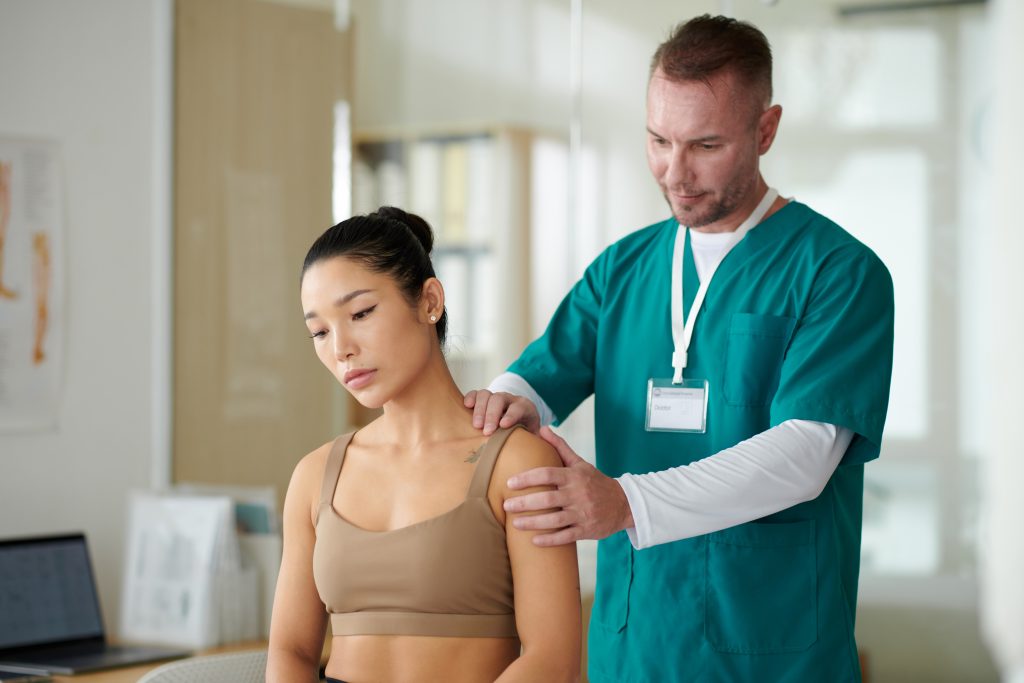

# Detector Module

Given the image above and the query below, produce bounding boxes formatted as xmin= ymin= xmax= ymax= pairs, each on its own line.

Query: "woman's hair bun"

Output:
xmin=375 ymin=206 xmax=434 ymax=255
xmin=301 ymin=205 xmax=447 ymax=345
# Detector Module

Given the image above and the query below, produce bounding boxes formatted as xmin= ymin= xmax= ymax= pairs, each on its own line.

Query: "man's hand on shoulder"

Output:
xmin=503 ymin=427 xmax=634 ymax=546
xmin=464 ymin=389 xmax=541 ymax=435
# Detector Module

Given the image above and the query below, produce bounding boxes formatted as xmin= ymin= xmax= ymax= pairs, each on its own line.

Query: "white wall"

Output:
xmin=350 ymin=0 xmax=574 ymax=134
xmin=981 ymin=0 xmax=1024 ymax=679
xmin=0 ymin=0 xmax=170 ymax=636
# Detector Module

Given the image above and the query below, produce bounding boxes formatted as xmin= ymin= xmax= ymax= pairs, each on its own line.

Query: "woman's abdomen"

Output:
xmin=327 ymin=634 xmax=520 ymax=682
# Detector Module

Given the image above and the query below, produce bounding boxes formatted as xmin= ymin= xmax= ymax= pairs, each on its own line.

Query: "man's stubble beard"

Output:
xmin=667 ymin=175 xmax=750 ymax=229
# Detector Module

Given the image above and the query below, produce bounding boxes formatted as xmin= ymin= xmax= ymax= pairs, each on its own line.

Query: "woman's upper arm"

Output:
xmin=496 ymin=430 xmax=582 ymax=678
xmin=268 ymin=445 xmax=330 ymax=673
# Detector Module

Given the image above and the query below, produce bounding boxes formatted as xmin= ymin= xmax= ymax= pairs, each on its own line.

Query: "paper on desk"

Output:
xmin=121 ymin=492 xmax=236 ymax=649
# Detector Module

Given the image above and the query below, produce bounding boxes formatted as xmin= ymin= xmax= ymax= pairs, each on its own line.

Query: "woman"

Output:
xmin=267 ymin=207 xmax=581 ymax=682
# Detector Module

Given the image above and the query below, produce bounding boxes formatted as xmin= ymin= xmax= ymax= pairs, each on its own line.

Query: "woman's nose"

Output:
xmin=333 ymin=330 xmax=355 ymax=360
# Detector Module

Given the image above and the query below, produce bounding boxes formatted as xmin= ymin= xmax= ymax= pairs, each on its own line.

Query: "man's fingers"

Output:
xmin=482 ymin=395 xmax=511 ymax=435
xmin=511 ymin=510 xmax=574 ymax=532
xmin=505 ymin=466 xmax=566 ymax=492
xmin=539 ymin=426 xmax=585 ymax=466
xmin=466 ymin=392 xmax=540 ymax=435
xmin=471 ymin=390 xmax=494 ymax=428
xmin=502 ymin=487 xmax=564 ymax=513
xmin=497 ymin=401 xmax=525 ymax=429
xmin=498 ymin=398 xmax=541 ymax=434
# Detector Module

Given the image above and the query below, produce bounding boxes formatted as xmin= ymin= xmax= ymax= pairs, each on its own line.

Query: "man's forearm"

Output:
xmin=617 ymin=420 xmax=854 ymax=548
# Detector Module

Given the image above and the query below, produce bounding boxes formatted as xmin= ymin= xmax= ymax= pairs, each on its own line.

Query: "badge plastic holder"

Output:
xmin=645 ymin=377 xmax=708 ymax=433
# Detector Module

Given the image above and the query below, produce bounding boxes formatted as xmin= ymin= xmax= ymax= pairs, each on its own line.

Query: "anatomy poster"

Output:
xmin=0 ymin=137 xmax=63 ymax=432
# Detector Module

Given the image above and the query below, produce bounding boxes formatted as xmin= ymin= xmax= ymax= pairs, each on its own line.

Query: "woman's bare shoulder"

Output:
xmin=284 ymin=436 xmax=350 ymax=525
xmin=287 ymin=435 xmax=346 ymax=494
xmin=493 ymin=427 xmax=561 ymax=480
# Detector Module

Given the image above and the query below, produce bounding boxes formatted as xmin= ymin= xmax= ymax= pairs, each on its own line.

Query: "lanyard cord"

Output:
xmin=670 ymin=188 xmax=779 ymax=384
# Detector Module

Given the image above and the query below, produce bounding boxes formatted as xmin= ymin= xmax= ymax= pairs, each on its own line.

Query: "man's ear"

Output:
xmin=758 ymin=104 xmax=783 ymax=155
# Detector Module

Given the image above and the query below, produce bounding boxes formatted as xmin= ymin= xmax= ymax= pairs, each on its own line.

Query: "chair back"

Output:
xmin=136 ymin=649 xmax=267 ymax=683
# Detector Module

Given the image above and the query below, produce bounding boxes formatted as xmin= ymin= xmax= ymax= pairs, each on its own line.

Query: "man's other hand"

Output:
xmin=464 ymin=389 xmax=542 ymax=436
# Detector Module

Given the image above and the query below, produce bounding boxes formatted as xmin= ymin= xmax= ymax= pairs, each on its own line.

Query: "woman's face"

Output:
xmin=300 ymin=256 xmax=438 ymax=408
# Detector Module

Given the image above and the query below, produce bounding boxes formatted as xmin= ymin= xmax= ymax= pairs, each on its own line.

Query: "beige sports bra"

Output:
xmin=312 ymin=427 xmax=520 ymax=638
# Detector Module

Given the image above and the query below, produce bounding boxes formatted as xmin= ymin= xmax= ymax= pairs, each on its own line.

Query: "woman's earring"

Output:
xmin=429 ymin=314 xmax=437 ymax=323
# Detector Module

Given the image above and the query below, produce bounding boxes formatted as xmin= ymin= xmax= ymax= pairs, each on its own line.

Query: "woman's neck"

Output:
xmin=375 ymin=353 xmax=477 ymax=448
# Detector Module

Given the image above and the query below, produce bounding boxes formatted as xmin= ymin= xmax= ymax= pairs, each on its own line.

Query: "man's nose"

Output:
xmin=665 ymin=149 xmax=693 ymax=189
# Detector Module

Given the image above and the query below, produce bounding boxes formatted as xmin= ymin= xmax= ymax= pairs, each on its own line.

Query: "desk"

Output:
xmin=50 ymin=642 xmax=269 ymax=683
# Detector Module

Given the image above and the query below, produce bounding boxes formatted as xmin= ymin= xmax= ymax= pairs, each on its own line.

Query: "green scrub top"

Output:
xmin=509 ymin=201 xmax=894 ymax=683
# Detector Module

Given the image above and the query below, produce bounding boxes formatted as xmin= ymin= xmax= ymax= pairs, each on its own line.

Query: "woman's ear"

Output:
xmin=421 ymin=277 xmax=445 ymax=323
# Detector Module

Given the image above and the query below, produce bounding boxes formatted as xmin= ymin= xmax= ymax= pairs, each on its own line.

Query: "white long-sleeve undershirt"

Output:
xmin=487 ymin=371 xmax=853 ymax=550
xmin=618 ymin=419 xmax=852 ymax=548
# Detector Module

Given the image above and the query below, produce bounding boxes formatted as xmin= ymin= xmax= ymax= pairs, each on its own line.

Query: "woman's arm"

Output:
xmin=492 ymin=429 xmax=582 ymax=683
xmin=267 ymin=445 xmax=330 ymax=683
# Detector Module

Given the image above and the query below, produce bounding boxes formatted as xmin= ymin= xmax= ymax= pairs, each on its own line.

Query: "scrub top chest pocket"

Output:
xmin=722 ymin=312 xmax=796 ymax=407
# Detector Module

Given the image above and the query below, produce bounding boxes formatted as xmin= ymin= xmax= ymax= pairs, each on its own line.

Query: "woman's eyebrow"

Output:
xmin=304 ymin=288 xmax=374 ymax=320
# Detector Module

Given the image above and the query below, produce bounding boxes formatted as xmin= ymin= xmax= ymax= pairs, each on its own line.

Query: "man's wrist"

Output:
xmin=616 ymin=480 xmax=635 ymax=532
xmin=616 ymin=474 xmax=650 ymax=548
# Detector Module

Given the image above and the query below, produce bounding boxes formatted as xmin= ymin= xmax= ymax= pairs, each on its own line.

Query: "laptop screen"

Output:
xmin=0 ymin=534 xmax=105 ymax=650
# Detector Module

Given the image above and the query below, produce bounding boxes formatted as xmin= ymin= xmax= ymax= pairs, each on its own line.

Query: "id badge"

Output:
xmin=645 ymin=377 xmax=708 ymax=433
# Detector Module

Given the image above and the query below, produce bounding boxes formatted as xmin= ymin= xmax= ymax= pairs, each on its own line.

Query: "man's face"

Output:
xmin=646 ymin=68 xmax=780 ymax=232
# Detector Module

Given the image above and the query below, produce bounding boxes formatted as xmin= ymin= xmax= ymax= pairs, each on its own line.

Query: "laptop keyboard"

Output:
xmin=29 ymin=642 xmax=104 ymax=657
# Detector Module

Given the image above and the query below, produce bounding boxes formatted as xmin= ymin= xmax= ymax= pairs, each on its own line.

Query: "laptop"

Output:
xmin=0 ymin=533 xmax=190 ymax=675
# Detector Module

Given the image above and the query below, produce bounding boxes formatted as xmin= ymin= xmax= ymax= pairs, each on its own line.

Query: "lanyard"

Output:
xmin=670 ymin=187 xmax=779 ymax=383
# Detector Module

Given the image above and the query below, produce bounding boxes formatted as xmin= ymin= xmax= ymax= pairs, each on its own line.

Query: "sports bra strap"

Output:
xmin=467 ymin=426 xmax=521 ymax=499
xmin=320 ymin=432 xmax=355 ymax=509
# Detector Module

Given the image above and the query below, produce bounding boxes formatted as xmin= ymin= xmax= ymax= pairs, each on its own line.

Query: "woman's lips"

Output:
xmin=343 ymin=368 xmax=376 ymax=388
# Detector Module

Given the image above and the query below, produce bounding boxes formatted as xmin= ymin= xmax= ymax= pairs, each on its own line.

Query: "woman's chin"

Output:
xmin=350 ymin=393 xmax=387 ymax=410
xmin=346 ymin=389 xmax=389 ymax=411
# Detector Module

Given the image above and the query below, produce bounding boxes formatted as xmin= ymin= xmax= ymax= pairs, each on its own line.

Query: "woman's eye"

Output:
xmin=352 ymin=305 xmax=376 ymax=321
xmin=309 ymin=330 xmax=327 ymax=340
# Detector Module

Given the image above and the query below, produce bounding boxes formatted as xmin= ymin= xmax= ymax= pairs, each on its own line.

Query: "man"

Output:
xmin=465 ymin=14 xmax=894 ymax=683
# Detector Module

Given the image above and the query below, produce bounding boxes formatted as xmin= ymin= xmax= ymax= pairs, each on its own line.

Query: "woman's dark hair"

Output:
xmin=301 ymin=206 xmax=447 ymax=345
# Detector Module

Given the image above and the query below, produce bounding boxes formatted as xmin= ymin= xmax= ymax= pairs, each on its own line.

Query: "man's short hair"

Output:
xmin=651 ymin=14 xmax=773 ymax=113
